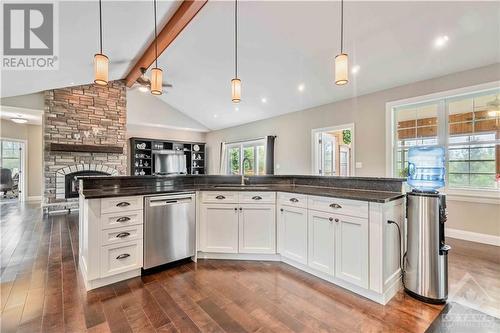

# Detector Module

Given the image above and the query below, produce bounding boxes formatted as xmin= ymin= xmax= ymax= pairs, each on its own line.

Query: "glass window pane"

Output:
xmin=449 ymin=174 xmax=469 ymax=187
xmin=243 ymin=146 xmax=255 ymax=175
xmin=470 ymin=146 xmax=495 ymax=160
xmin=257 ymin=145 xmax=265 ymax=175
xmin=228 ymin=147 xmax=240 ymax=175
xmin=449 ymin=161 xmax=469 ymax=173
xmin=448 ymin=147 xmax=469 ymax=161
xmin=470 ymin=161 xmax=495 ymax=174
xmin=470 ymin=174 xmax=496 ymax=188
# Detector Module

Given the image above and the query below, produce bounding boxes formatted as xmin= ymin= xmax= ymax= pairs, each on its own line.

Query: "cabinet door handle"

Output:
xmin=116 ymin=232 xmax=131 ymax=238
xmin=280 ymin=208 xmax=284 ymax=212
xmin=252 ymin=196 xmax=262 ymax=200
xmin=215 ymin=195 xmax=226 ymax=200
xmin=329 ymin=217 xmax=334 ymax=222
xmin=289 ymin=198 xmax=299 ymax=203
xmin=239 ymin=207 xmax=243 ymax=211
xmin=329 ymin=203 xmax=342 ymax=209
xmin=234 ymin=207 xmax=238 ymax=211
xmin=335 ymin=218 xmax=339 ymax=223
xmin=116 ymin=253 xmax=130 ymax=260
xmin=116 ymin=216 xmax=131 ymax=223
xmin=116 ymin=202 xmax=131 ymax=207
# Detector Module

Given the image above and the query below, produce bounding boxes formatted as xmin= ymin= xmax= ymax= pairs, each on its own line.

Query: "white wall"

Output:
xmin=206 ymin=63 xmax=500 ymax=238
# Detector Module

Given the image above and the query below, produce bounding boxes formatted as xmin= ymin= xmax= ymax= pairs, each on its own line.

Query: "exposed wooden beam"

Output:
xmin=125 ymin=0 xmax=208 ymax=87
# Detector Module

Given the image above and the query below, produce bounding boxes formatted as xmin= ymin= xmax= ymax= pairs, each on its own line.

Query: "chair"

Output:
xmin=0 ymin=168 xmax=14 ymax=197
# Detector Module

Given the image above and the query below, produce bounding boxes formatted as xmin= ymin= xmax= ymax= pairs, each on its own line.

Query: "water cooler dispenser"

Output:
xmin=403 ymin=146 xmax=450 ymax=304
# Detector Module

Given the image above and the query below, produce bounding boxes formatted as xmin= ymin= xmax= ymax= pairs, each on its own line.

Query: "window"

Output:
xmin=391 ymin=88 xmax=500 ymax=191
xmin=0 ymin=140 xmax=22 ymax=175
xmin=226 ymin=139 xmax=266 ymax=175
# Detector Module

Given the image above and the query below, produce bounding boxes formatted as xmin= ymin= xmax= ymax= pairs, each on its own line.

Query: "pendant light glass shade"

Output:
xmin=150 ymin=67 xmax=163 ymax=95
xmin=335 ymin=53 xmax=348 ymax=85
xmin=94 ymin=53 xmax=109 ymax=86
xmin=231 ymin=78 xmax=241 ymax=103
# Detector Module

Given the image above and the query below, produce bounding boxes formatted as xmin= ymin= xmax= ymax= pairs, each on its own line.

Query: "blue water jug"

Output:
xmin=407 ymin=146 xmax=445 ymax=192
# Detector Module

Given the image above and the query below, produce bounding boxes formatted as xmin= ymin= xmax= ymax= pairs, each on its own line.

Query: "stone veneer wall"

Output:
xmin=43 ymin=80 xmax=127 ymax=203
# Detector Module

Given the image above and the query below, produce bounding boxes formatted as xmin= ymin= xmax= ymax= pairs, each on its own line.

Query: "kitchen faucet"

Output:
xmin=241 ymin=157 xmax=252 ymax=185
xmin=241 ymin=174 xmax=249 ymax=186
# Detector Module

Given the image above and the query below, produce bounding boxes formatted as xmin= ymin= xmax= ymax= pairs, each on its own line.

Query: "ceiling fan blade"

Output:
xmin=136 ymin=77 xmax=150 ymax=86
xmin=162 ymin=83 xmax=173 ymax=88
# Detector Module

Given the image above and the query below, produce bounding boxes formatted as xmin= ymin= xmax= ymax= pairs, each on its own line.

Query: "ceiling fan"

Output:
xmin=134 ymin=67 xmax=173 ymax=91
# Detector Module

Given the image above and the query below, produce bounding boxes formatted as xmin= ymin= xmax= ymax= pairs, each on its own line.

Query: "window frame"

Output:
xmin=386 ymin=81 xmax=500 ymax=202
xmin=225 ymin=138 xmax=267 ymax=176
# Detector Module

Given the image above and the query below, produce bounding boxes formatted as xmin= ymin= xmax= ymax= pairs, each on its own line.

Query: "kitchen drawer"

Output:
xmin=201 ymin=191 xmax=239 ymax=204
xmin=100 ymin=240 xmax=143 ymax=278
xmin=100 ymin=224 xmax=143 ymax=246
xmin=100 ymin=210 xmax=143 ymax=230
xmin=239 ymin=191 xmax=275 ymax=204
xmin=278 ymin=192 xmax=307 ymax=209
xmin=101 ymin=196 xmax=143 ymax=214
xmin=308 ymin=195 xmax=368 ymax=218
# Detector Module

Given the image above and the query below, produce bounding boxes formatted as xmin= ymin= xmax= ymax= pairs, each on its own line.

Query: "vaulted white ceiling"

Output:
xmin=1 ymin=1 xmax=499 ymax=131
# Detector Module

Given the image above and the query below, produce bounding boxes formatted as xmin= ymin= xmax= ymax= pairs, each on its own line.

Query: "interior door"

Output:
xmin=339 ymin=146 xmax=350 ymax=176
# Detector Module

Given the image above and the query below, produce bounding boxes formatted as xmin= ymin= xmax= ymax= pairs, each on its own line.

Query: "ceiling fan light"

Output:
xmin=150 ymin=67 xmax=163 ymax=95
xmin=231 ymin=78 xmax=241 ymax=103
xmin=94 ymin=53 xmax=109 ymax=86
xmin=335 ymin=53 xmax=349 ymax=85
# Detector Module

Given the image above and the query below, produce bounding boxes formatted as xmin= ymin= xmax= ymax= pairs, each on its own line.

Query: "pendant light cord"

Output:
xmin=154 ymin=0 xmax=158 ymax=68
xmin=340 ymin=0 xmax=344 ymax=54
xmin=235 ymin=0 xmax=238 ymax=79
xmin=98 ymin=0 xmax=103 ymax=54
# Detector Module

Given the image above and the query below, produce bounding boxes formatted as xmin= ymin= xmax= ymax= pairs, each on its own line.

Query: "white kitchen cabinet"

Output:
xmin=307 ymin=210 xmax=335 ymax=275
xmin=199 ymin=204 xmax=239 ymax=253
xmin=334 ymin=214 xmax=369 ymax=288
xmin=278 ymin=205 xmax=308 ymax=264
xmin=238 ymin=204 xmax=276 ymax=254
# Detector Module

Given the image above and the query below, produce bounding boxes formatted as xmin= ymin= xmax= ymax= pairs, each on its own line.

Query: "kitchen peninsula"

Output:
xmin=78 ymin=175 xmax=405 ymax=305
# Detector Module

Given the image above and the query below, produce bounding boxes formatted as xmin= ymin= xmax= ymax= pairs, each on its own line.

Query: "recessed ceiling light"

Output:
xmin=70 ymin=82 xmax=75 ymax=85
xmin=213 ymin=114 xmax=218 ymax=118
xmin=235 ymin=106 xmax=239 ymax=111
xmin=351 ymin=65 xmax=360 ymax=74
xmin=298 ymin=84 xmax=305 ymax=92
xmin=261 ymin=98 xmax=267 ymax=103
xmin=138 ymin=86 xmax=148 ymax=93
xmin=11 ymin=117 xmax=28 ymax=124
xmin=434 ymin=35 xmax=449 ymax=48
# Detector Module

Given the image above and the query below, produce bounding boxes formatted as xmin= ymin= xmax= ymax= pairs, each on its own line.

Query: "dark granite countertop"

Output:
xmin=81 ymin=184 xmax=404 ymax=203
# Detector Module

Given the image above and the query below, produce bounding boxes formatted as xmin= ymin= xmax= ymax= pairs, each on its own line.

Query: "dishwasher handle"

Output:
xmin=148 ymin=196 xmax=193 ymax=207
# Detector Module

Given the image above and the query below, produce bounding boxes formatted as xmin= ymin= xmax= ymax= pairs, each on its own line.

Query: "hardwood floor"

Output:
xmin=1 ymin=201 xmax=498 ymax=332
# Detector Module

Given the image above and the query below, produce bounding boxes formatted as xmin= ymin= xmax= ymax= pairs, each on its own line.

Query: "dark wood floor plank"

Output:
xmin=101 ymin=296 xmax=134 ymax=333
xmin=145 ymin=281 xmax=202 ymax=332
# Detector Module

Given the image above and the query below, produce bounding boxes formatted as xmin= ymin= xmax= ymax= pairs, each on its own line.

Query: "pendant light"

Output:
xmin=231 ymin=0 xmax=241 ymax=103
xmin=150 ymin=0 xmax=163 ymax=95
xmin=334 ymin=0 xmax=348 ymax=85
xmin=94 ymin=0 xmax=109 ymax=86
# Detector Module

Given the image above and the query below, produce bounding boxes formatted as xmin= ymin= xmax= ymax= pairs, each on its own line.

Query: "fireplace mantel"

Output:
xmin=49 ymin=143 xmax=123 ymax=154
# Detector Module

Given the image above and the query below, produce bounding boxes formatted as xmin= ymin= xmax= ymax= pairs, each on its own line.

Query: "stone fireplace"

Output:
xmin=55 ymin=164 xmax=118 ymax=199
xmin=43 ymin=80 xmax=127 ymax=206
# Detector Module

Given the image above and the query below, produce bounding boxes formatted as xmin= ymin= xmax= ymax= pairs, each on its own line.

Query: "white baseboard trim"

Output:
xmin=26 ymin=196 xmax=42 ymax=201
xmin=446 ymin=228 xmax=500 ymax=247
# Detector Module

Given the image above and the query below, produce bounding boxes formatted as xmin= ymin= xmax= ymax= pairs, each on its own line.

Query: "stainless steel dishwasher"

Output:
xmin=144 ymin=193 xmax=195 ymax=269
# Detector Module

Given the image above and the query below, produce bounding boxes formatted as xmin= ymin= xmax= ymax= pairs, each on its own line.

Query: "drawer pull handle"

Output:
xmin=329 ymin=203 xmax=342 ymax=209
xmin=116 ymin=217 xmax=131 ymax=223
xmin=116 ymin=232 xmax=131 ymax=238
xmin=116 ymin=253 xmax=130 ymax=260
xmin=116 ymin=202 xmax=131 ymax=207
xmin=329 ymin=217 xmax=334 ymax=222
xmin=335 ymin=218 xmax=339 ymax=223
xmin=289 ymin=198 xmax=299 ymax=203
xmin=215 ymin=195 xmax=226 ymax=200
xmin=252 ymin=196 xmax=262 ymax=200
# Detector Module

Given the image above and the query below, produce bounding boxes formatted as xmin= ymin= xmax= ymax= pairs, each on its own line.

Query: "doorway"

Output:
xmin=0 ymin=139 xmax=26 ymax=202
xmin=312 ymin=124 xmax=354 ymax=176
